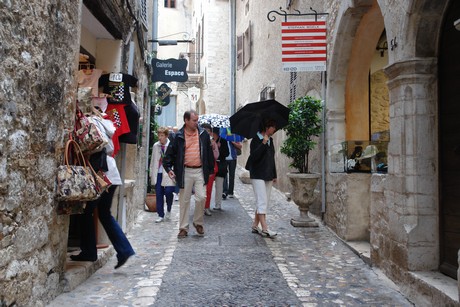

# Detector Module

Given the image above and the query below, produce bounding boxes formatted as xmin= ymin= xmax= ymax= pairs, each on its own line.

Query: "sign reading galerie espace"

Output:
xmin=151 ymin=58 xmax=189 ymax=82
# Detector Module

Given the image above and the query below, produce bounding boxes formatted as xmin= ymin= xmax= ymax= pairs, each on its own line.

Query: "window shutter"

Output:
xmin=237 ymin=35 xmax=244 ymax=70
xmin=243 ymin=23 xmax=251 ymax=68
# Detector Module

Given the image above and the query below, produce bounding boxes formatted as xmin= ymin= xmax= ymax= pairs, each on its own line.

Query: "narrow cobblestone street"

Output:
xmin=49 ymin=167 xmax=413 ymax=306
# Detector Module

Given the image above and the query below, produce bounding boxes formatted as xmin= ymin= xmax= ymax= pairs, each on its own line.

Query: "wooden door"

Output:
xmin=439 ymin=0 xmax=460 ymax=279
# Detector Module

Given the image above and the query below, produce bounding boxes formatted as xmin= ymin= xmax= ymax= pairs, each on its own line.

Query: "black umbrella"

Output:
xmin=230 ymin=99 xmax=290 ymax=139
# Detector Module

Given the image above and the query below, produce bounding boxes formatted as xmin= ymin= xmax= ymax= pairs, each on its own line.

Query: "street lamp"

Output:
xmin=148 ymin=39 xmax=195 ymax=45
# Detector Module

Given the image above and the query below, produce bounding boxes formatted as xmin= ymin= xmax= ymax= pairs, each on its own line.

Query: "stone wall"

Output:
xmin=0 ymin=1 xmax=81 ymax=305
xmin=201 ymin=0 xmax=231 ymax=115
xmin=325 ymin=173 xmax=370 ymax=241
xmin=370 ymin=70 xmax=389 ymax=136
xmin=369 ymin=173 xmax=389 ymax=266
xmin=0 ymin=1 xmax=151 ymax=305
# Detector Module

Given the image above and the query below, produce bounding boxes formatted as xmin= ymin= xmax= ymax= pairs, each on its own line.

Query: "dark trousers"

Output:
xmin=155 ymin=173 xmax=175 ymax=218
xmin=223 ymin=159 xmax=237 ymax=195
xmin=77 ymin=185 xmax=135 ymax=261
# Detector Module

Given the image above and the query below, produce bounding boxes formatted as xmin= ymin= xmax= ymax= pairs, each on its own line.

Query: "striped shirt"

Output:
xmin=184 ymin=129 xmax=201 ymax=167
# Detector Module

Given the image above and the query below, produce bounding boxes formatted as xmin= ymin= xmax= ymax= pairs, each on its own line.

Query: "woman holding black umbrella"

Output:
xmin=246 ymin=118 xmax=278 ymax=238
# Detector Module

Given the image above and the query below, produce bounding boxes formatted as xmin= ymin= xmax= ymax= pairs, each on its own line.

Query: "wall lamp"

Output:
xmin=455 ymin=19 xmax=460 ymax=31
xmin=376 ymin=41 xmax=388 ymax=57
xmin=148 ymin=39 xmax=195 ymax=46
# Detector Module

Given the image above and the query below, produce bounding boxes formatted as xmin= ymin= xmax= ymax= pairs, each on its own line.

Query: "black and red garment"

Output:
xmin=99 ymin=73 xmax=138 ymax=104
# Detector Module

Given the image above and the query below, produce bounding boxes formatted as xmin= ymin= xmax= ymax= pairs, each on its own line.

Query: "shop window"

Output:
xmin=165 ymin=0 xmax=175 ymax=8
xmin=330 ymin=140 xmax=388 ymax=173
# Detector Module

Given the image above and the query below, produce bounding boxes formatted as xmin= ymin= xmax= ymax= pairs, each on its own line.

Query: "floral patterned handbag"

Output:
xmin=56 ymin=139 xmax=100 ymax=202
xmin=74 ymin=106 xmax=107 ymax=154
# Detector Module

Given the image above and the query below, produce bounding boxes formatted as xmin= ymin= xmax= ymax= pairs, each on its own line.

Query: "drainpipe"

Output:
xmin=229 ymin=0 xmax=236 ymax=114
xmin=321 ymin=70 xmax=327 ymax=219
xmin=145 ymin=0 xmax=158 ymax=194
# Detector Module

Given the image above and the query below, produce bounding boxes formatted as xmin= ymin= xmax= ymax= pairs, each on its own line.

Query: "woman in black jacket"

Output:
xmin=247 ymin=119 xmax=278 ymax=238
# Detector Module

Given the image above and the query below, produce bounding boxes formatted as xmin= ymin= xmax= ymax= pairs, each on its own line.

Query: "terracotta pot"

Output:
xmin=287 ymin=172 xmax=320 ymax=227
xmin=145 ymin=193 xmax=157 ymax=212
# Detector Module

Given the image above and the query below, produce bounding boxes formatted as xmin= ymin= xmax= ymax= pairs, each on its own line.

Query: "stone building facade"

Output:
xmin=0 ymin=1 xmax=152 ymax=305
xmin=231 ymin=0 xmax=460 ymax=305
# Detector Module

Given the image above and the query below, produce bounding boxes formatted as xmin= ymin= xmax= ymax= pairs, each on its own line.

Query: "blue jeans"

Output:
xmin=77 ymin=185 xmax=135 ymax=261
xmin=155 ymin=173 xmax=175 ymax=218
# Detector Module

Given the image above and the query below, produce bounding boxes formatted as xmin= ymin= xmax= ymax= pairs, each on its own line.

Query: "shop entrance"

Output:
xmin=439 ymin=0 xmax=460 ymax=280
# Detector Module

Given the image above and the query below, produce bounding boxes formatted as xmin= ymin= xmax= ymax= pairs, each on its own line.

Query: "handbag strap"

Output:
xmin=64 ymin=139 xmax=87 ymax=168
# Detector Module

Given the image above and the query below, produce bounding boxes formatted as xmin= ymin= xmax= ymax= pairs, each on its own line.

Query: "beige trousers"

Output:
xmin=179 ymin=167 xmax=206 ymax=230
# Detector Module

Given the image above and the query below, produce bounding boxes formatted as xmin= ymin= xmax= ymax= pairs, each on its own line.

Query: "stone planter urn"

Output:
xmin=287 ymin=172 xmax=320 ymax=227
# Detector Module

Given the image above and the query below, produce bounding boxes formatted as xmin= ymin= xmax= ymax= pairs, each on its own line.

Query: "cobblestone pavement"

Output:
xmin=49 ymin=167 xmax=414 ymax=306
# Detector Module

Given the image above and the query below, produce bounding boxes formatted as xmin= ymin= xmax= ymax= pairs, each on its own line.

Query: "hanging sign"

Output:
xmin=281 ymin=19 xmax=327 ymax=72
xmin=188 ymin=86 xmax=200 ymax=104
xmin=156 ymin=83 xmax=172 ymax=106
xmin=152 ymin=58 xmax=189 ymax=82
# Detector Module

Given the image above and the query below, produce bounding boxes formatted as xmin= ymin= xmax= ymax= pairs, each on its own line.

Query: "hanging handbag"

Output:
xmin=88 ymin=162 xmax=111 ymax=194
xmin=74 ymin=106 xmax=107 ymax=154
xmin=56 ymin=139 xmax=100 ymax=202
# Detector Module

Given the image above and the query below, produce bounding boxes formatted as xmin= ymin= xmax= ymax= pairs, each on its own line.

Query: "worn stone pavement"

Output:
xmin=48 ymin=167 xmax=414 ymax=306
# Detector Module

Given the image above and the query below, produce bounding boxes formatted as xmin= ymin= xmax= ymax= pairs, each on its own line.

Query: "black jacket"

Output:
xmin=162 ymin=126 xmax=215 ymax=188
xmin=215 ymin=136 xmax=229 ymax=177
xmin=248 ymin=135 xmax=277 ymax=181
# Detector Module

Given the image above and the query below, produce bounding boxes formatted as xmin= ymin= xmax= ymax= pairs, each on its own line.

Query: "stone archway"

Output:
xmin=344 ymin=3 xmax=384 ymax=140
xmin=324 ymin=0 xmax=386 ymax=244
xmin=326 ymin=0 xmax=379 ymax=149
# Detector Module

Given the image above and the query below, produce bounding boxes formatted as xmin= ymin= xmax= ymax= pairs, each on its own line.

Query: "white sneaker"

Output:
xmin=204 ymin=208 xmax=212 ymax=216
xmin=165 ymin=211 xmax=171 ymax=220
xmin=213 ymin=204 xmax=221 ymax=210
xmin=261 ymin=229 xmax=277 ymax=238
xmin=228 ymin=194 xmax=234 ymax=198
xmin=155 ymin=217 xmax=164 ymax=223
xmin=174 ymin=193 xmax=179 ymax=201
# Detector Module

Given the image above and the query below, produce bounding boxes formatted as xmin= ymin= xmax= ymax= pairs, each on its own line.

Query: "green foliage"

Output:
xmin=280 ymin=95 xmax=323 ymax=173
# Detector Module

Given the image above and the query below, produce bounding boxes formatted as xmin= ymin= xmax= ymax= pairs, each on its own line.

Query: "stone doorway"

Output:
xmin=439 ymin=0 xmax=460 ymax=280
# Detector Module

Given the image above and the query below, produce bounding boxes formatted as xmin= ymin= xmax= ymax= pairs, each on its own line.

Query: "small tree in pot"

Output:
xmin=280 ymin=95 xmax=323 ymax=227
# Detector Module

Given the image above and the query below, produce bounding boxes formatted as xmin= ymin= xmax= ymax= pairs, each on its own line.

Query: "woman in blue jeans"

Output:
xmin=71 ymin=185 xmax=135 ymax=268
xmin=71 ymin=114 xmax=135 ymax=269
xmin=150 ymin=127 xmax=176 ymax=222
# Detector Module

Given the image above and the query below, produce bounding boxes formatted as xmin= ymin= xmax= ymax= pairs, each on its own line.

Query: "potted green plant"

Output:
xmin=281 ymin=95 xmax=323 ymax=227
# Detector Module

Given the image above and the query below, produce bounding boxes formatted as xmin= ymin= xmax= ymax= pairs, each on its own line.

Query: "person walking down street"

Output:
xmin=211 ymin=127 xmax=229 ymax=210
xmin=246 ymin=119 xmax=278 ymax=238
xmin=162 ymin=110 xmax=215 ymax=238
xmin=201 ymin=123 xmax=219 ymax=216
xmin=150 ymin=126 xmax=175 ymax=223
xmin=71 ymin=113 xmax=135 ymax=268
xmin=165 ymin=126 xmax=180 ymax=201
xmin=167 ymin=125 xmax=175 ymax=142
xmin=223 ymin=140 xmax=242 ymax=199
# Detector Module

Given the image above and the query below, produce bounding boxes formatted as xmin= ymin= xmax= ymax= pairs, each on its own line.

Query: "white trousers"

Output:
xmin=214 ymin=176 xmax=224 ymax=206
xmin=251 ymin=179 xmax=273 ymax=214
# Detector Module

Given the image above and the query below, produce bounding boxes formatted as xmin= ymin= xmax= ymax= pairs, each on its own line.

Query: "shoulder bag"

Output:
xmin=56 ymin=139 xmax=100 ymax=202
